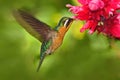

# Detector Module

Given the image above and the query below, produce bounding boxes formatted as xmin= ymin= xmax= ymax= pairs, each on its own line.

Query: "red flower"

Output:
xmin=66 ymin=0 xmax=120 ymax=39
xmin=97 ymin=14 xmax=120 ymax=39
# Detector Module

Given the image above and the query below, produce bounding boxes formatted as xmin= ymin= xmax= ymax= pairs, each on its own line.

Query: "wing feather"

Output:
xmin=13 ymin=9 xmax=53 ymax=42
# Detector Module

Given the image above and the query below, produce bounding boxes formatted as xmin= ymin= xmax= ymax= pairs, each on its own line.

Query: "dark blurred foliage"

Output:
xmin=0 ymin=0 xmax=120 ymax=80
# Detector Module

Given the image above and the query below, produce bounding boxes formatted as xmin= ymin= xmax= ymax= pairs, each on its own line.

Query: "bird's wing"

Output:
xmin=13 ymin=9 xmax=54 ymax=42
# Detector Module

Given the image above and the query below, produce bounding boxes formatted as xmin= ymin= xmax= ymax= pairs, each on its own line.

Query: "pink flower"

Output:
xmin=88 ymin=0 xmax=104 ymax=11
xmin=66 ymin=0 xmax=120 ymax=39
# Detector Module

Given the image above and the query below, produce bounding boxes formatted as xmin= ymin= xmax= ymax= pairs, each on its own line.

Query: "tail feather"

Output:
xmin=37 ymin=54 xmax=46 ymax=72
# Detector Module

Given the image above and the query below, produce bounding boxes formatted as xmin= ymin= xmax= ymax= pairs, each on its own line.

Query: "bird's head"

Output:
xmin=55 ymin=17 xmax=74 ymax=33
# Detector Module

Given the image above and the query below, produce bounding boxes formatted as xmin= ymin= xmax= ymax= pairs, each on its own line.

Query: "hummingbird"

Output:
xmin=13 ymin=9 xmax=74 ymax=72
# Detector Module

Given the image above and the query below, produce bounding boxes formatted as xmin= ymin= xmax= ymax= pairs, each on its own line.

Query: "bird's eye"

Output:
xmin=62 ymin=18 xmax=73 ymax=28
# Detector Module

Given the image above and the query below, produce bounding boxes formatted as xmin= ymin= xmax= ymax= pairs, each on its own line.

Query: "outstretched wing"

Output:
xmin=13 ymin=9 xmax=54 ymax=42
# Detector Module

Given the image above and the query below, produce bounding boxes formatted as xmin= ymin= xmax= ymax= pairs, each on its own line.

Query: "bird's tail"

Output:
xmin=37 ymin=53 xmax=46 ymax=72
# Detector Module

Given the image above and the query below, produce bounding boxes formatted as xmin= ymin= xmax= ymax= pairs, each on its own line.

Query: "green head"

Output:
xmin=55 ymin=17 xmax=74 ymax=31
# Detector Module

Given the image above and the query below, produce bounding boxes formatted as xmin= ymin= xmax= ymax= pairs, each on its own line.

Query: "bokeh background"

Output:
xmin=1 ymin=0 xmax=120 ymax=80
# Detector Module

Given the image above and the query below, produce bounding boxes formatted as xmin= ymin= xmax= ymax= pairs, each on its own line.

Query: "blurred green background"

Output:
xmin=1 ymin=0 xmax=120 ymax=80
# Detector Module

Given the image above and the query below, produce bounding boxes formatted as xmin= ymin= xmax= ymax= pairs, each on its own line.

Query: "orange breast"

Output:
xmin=48 ymin=27 xmax=68 ymax=53
xmin=50 ymin=34 xmax=63 ymax=52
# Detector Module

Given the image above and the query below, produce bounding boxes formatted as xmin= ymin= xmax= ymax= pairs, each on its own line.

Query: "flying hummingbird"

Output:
xmin=13 ymin=9 xmax=74 ymax=72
